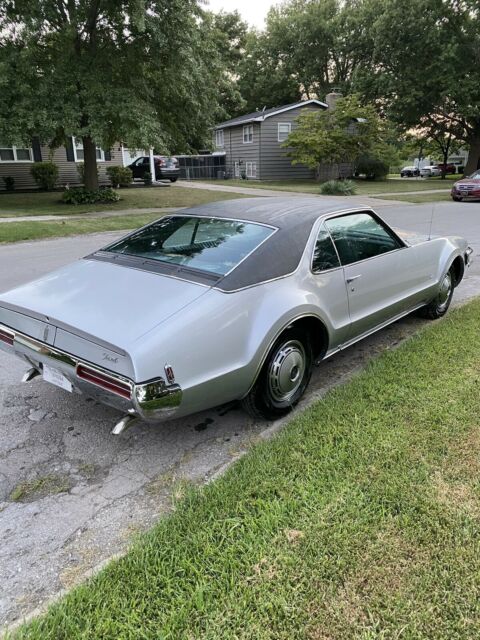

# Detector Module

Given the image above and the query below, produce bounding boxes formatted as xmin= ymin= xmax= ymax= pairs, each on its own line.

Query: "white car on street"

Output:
xmin=420 ymin=165 xmax=441 ymax=177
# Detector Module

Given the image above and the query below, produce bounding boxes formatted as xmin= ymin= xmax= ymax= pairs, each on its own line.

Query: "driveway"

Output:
xmin=1 ymin=199 xmax=479 ymax=628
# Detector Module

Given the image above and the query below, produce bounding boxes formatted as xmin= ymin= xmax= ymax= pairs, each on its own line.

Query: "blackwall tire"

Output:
xmin=241 ymin=329 xmax=313 ymax=420
xmin=418 ymin=267 xmax=454 ymax=319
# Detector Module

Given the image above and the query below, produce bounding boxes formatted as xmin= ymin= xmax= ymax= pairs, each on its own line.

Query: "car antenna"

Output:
xmin=428 ymin=204 xmax=435 ymax=241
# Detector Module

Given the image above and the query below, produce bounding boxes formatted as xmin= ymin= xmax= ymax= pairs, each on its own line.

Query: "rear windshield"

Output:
xmin=103 ymin=216 xmax=275 ymax=276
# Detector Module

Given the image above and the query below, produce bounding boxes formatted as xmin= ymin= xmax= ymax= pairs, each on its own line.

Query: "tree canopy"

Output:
xmin=0 ymin=0 xmax=238 ymax=188
xmin=2 ymin=0 xmax=480 ymax=185
xmin=285 ymin=95 xmax=390 ymax=177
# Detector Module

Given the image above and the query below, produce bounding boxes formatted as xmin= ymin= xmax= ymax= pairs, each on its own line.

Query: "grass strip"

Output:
xmin=0 ymin=214 xmax=164 ymax=243
xmin=376 ymin=192 xmax=454 ymax=203
xmin=0 ymin=187 xmax=244 ymax=217
xmin=200 ymin=178 xmax=456 ymax=195
xmin=11 ymin=299 xmax=480 ymax=639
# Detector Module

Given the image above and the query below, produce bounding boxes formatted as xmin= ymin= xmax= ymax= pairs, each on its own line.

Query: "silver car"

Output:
xmin=0 ymin=198 xmax=473 ymax=434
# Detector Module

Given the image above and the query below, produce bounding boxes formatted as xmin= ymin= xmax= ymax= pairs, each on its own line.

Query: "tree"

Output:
xmin=236 ymin=0 xmax=377 ymax=113
xmin=284 ymin=95 xmax=390 ymax=178
xmin=0 ymin=1 xmax=224 ymax=189
xmin=352 ymin=0 xmax=480 ymax=175
xmin=201 ymin=10 xmax=248 ymax=120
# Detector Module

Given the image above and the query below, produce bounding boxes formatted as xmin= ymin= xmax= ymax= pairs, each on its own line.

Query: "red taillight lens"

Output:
xmin=76 ymin=364 xmax=131 ymax=399
xmin=0 ymin=327 xmax=14 ymax=346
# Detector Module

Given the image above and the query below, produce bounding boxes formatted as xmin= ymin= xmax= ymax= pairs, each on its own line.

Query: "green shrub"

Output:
xmin=30 ymin=162 xmax=58 ymax=190
xmin=355 ymin=156 xmax=389 ymax=180
xmin=61 ymin=187 xmax=121 ymax=205
xmin=3 ymin=176 xmax=15 ymax=191
xmin=320 ymin=179 xmax=356 ymax=196
xmin=106 ymin=165 xmax=133 ymax=187
xmin=143 ymin=171 xmax=152 ymax=186
xmin=76 ymin=163 xmax=99 ymax=183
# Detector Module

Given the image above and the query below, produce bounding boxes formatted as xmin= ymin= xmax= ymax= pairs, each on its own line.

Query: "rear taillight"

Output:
xmin=158 ymin=158 xmax=166 ymax=167
xmin=0 ymin=327 xmax=14 ymax=346
xmin=76 ymin=364 xmax=131 ymax=399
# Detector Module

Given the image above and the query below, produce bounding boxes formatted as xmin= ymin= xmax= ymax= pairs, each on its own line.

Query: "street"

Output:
xmin=1 ymin=198 xmax=479 ymax=628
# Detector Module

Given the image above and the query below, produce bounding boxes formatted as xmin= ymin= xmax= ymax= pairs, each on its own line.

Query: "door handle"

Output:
xmin=346 ymin=275 xmax=362 ymax=284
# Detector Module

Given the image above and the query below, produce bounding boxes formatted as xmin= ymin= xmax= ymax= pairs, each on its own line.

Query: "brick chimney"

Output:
xmin=325 ymin=90 xmax=342 ymax=110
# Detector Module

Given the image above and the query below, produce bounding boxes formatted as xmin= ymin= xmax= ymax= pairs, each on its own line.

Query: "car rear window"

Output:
xmin=103 ymin=216 xmax=275 ymax=276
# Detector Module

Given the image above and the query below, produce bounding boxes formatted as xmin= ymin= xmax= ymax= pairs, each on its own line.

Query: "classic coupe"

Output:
xmin=0 ymin=198 xmax=472 ymax=434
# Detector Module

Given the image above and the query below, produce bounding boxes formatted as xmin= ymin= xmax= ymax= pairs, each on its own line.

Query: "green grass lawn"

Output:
xmin=205 ymin=177 xmax=456 ymax=196
xmin=11 ymin=299 xmax=480 ymax=639
xmin=377 ymin=192 xmax=454 ymax=204
xmin=0 ymin=213 xmax=167 ymax=243
xmin=0 ymin=186 xmax=245 ymax=217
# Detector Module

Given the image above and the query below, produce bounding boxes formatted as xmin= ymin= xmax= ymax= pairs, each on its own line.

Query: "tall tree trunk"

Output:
xmin=82 ymin=136 xmax=98 ymax=190
xmin=464 ymin=134 xmax=480 ymax=176
xmin=441 ymin=147 xmax=448 ymax=179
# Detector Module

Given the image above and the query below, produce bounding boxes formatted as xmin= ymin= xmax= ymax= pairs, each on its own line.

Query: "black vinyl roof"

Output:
xmin=180 ymin=197 xmax=358 ymax=291
xmin=91 ymin=197 xmax=364 ymax=292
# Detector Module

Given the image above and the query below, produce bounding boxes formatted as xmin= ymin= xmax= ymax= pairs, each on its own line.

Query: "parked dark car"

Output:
xmin=451 ymin=171 xmax=480 ymax=201
xmin=400 ymin=166 xmax=420 ymax=177
xmin=128 ymin=156 xmax=179 ymax=182
xmin=436 ymin=163 xmax=456 ymax=175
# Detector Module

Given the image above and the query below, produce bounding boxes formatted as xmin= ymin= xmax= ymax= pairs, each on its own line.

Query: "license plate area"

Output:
xmin=43 ymin=363 xmax=73 ymax=392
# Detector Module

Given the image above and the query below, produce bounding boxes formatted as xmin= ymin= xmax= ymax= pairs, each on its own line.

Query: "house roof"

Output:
xmin=214 ymin=99 xmax=328 ymax=130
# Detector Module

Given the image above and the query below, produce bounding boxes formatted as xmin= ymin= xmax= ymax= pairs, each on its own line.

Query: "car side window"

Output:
xmin=312 ymin=225 xmax=341 ymax=272
xmin=325 ymin=212 xmax=403 ymax=266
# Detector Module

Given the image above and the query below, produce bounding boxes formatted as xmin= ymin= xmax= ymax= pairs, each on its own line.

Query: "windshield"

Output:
xmin=468 ymin=171 xmax=480 ymax=180
xmin=103 ymin=216 xmax=275 ymax=276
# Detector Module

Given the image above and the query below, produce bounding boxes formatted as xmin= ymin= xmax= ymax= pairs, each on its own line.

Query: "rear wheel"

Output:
xmin=241 ymin=329 xmax=313 ymax=420
xmin=169 ymin=177 xmax=178 ymax=183
xmin=418 ymin=267 xmax=454 ymax=319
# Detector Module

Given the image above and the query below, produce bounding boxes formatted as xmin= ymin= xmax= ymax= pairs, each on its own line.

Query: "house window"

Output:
xmin=243 ymin=125 xmax=253 ymax=144
xmin=215 ymin=130 xmax=224 ymax=147
xmin=278 ymin=122 xmax=292 ymax=142
xmin=0 ymin=144 xmax=33 ymax=162
xmin=246 ymin=162 xmax=256 ymax=178
xmin=72 ymin=137 xmax=105 ymax=162
xmin=234 ymin=161 xmax=240 ymax=178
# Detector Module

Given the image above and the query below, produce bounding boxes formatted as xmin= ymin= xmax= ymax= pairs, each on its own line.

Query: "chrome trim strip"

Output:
xmin=324 ymin=302 xmax=427 ymax=358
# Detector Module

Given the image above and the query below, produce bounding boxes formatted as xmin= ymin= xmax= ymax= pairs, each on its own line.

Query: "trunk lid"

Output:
xmin=0 ymin=258 xmax=209 ymax=353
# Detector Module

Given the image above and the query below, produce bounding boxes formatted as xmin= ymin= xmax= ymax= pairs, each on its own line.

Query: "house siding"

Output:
xmin=214 ymin=123 xmax=260 ymax=178
xmin=259 ymin=105 xmax=322 ymax=180
xmin=0 ymin=142 xmax=123 ymax=190
xmin=214 ymin=103 xmax=326 ymax=181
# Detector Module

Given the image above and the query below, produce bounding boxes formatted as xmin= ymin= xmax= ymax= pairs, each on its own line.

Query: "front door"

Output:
xmin=325 ymin=211 xmax=425 ymax=341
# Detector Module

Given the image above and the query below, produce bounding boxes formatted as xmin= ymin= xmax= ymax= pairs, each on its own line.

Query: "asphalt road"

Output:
xmin=1 ymin=198 xmax=479 ymax=628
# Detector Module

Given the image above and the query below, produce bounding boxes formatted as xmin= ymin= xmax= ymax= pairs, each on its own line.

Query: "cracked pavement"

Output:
xmin=1 ymin=200 xmax=479 ymax=629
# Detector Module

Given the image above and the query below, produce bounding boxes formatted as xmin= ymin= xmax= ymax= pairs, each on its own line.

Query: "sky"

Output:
xmin=206 ymin=0 xmax=276 ymax=29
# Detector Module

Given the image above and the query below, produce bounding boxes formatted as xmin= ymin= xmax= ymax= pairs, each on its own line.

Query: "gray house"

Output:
xmin=0 ymin=138 xmax=122 ymax=190
xmin=213 ymin=98 xmax=332 ymax=181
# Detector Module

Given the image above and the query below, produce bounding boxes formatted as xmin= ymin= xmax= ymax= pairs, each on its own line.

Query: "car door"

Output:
xmin=132 ymin=157 xmax=150 ymax=179
xmin=308 ymin=223 xmax=351 ymax=351
xmin=324 ymin=211 xmax=423 ymax=341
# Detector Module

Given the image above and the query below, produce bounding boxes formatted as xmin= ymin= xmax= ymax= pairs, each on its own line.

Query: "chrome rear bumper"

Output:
xmin=0 ymin=323 xmax=182 ymax=422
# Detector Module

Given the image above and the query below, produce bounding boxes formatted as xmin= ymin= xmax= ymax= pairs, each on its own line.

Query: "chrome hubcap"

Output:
xmin=437 ymin=272 xmax=452 ymax=311
xmin=267 ymin=340 xmax=306 ymax=405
